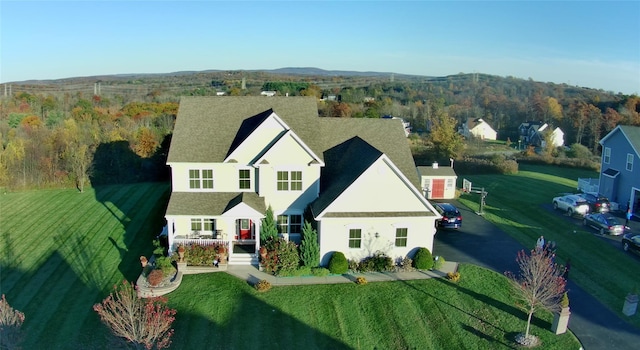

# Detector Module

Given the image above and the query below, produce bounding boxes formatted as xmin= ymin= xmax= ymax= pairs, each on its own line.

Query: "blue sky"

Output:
xmin=1 ymin=1 xmax=639 ymax=94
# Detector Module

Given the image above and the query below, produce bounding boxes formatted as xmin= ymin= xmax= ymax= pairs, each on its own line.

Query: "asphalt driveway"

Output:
xmin=433 ymin=201 xmax=640 ymax=350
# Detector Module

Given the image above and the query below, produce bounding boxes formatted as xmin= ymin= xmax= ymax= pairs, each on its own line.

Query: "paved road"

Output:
xmin=433 ymin=201 xmax=640 ymax=350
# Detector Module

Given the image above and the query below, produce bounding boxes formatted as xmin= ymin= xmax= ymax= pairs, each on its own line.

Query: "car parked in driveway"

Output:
xmin=622 ymin=233 xmax=640 ymax=255
xmin=583 ymin=213 xmax=625 ymax=235
xmin=434 ymin=203 xmax=462 ymax=229
xmin=552 ymin=194 xmax=590 ymax=216
xmin=577 ymin=192 xmax=611 ymax=213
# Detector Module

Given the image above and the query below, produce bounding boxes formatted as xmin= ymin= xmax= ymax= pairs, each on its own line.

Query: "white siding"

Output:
xmin=225 ymin=114 xmax=287 ymax=163
xmin=318 ymin=216 xmax=436 ymax=266
xmin=169 ymin=163 xmax=256 ymax=192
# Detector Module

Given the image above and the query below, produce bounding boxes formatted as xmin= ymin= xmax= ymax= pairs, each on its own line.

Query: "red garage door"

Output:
xmin=431 ymin=179 xmax=445 ymax=199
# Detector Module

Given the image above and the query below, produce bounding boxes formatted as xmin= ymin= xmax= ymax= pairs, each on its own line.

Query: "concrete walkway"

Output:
xmin=225 ymin=261 xmax=459 ymax=286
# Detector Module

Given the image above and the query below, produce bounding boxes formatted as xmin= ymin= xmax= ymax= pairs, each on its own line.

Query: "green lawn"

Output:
xmin=0 ymin=183 xmax=170 ymax=349
xmin=0 ymin=182 xmax=582 ymax=349
xmin=168 ymin=264 xmax=579 ymax=350
xmin=457 ymin=163 xmax=640 ymax=328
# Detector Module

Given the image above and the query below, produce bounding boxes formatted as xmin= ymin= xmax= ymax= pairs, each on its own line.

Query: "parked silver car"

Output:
xmin=552 ymin=194 xmax=590 ymax=216
xmin=583 ymin=213 xmax=625 ymax=235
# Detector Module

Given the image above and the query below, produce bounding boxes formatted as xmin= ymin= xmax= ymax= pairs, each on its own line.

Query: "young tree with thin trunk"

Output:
xmin=505 ymin=249 xmax=566 ymax=345
xmin=0 ymin=294 xmax=25 ymax=349
xmin=93 ymin=280 xmax=176 ymax=350
xmin=260 ymin=206 xmax=278 ymax=244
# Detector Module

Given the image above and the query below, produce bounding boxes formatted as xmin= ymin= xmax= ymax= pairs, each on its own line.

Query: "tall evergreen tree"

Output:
xmin=260 ymin=206 xmax=278 ymax=244
xmin=300 ymin=220 xmax=320 ymax=267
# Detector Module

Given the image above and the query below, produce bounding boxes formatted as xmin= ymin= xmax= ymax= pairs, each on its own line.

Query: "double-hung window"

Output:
xmin=276 ymin=171 xmax=303 ymax=191
xmin=627 ymin=153 xmax=634 ymax=171
xmin=191 ymin=218 xmax=215 ymax=233
xmin=395 ymin=228 xmax=408 ymax=247
xmin=604 ymin=147 xmax=611 ymax=164
xmin=290 ymin=215 xmax=302 ymax=234
xmin=348 ymin=229 xmax=362 ymax=249
xmin=277 ymin=215 xmax=289 ymax=234
xmin=189 ymin=169 xmax=213 ymax=189
xmin=239 ymin=169 xmax=251 ymax=189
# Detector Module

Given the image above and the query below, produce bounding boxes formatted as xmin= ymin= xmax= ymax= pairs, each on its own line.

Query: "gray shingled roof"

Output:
xmin=166 ymin=192 xmax=266 ymax=216
xmin=167 ymin=96 xmax=421 ymax=216
xmin=417 ymin=165 xmax=457 ymax=177
xmin=620 ymin=125 xmax=640 ymax=156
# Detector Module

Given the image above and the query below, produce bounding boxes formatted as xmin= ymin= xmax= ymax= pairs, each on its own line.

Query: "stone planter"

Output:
xmin=551 ymin=306 xmax=571 ymax=334
xmin=623 ymin=293 xmax=638 ymax=316
xmin=177 ymin=261 xmax=187 ymax=272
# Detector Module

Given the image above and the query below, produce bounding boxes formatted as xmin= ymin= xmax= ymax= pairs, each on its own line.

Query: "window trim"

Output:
xmin=348 ymin=228 xmax=362 ymax=249
xmin=276 ymin=170 xmax=303 ymax=191
xmin=603 ymin=147 xmax=611 ymax=164
xmin=626 ymin=153 xmax=634 ymax=171
xmin=395 ymin=227 xmax=408 ymax=247
xmin=191 ymin=217 xmax=216 ymax=233
xmin=277 ymin=215 xmax=289 ymax=234
xmin=238 ymin=168 xmax=251 ymax=190
xmin=189 ymin=168 xmax=214 ymax=190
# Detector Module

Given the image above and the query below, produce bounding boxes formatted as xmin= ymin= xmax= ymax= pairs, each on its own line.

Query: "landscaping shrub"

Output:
xmin=262 ymin=238 xmax=300 ymax=275
xmin=311 ymin=267 xmax=330 ymax=277
xmin=433 ymin=256 xmax=446 ymax=270
xmin=300 ymin=221 xmax=320 ymax=267
xmin=328 ymin=252 xmax=348 ymax=274
xmin=455 ymin=155 xmax=518 ymax=176
xmin=397 ymin=257 xmax=415 ymax=272
xmin=254 ymin=279 xmax=272 ymax=292
xmin=348 ymin=259 xmax=359 ymax=271
xmin=183 ymin=243 xmax=227 ymax=266
xmin=277 ymin=266 xmax=312 ymax=277
xmin=355 ymin=277 xmax=368 ymax=285
xmin=147 ymin=269 xmax=164 ymax=287
xmin=447 ymin=271 xmax=461 ymax=283
xmin=413 ymin=248 xmax=434 ymax=270
xmin=358 ymin=252 xmax=394 ymax=272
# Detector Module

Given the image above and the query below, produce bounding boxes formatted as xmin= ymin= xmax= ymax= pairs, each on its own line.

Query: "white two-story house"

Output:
xmin=164 ymin=96 xmax=440 ymax=266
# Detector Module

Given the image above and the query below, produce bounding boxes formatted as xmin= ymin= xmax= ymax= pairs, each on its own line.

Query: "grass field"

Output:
xmin=0 ymin=181 xmax=581 ymax=349
xmin=0 ymin=183 xmax=170 ymax=349
xmin=457 ymin=163 xmax=640 ymax=328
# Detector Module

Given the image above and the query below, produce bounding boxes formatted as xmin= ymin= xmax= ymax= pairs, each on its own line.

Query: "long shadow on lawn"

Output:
xmin=170 ymin=275 xmax=350 ymax=350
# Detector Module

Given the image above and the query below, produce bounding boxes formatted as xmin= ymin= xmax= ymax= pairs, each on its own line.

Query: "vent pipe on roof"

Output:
xmin=450 ymin=158 xmax=454 ymax=168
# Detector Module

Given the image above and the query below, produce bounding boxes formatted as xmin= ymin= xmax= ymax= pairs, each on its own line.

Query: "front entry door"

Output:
xmin=239 ymin=219 xmax=252 ymax=240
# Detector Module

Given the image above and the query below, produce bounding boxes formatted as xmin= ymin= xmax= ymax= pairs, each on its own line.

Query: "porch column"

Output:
xmin=254 ymin=218 xmax=262 ymax=253
xmin=167 ymin=218 xmax=175 ymax=253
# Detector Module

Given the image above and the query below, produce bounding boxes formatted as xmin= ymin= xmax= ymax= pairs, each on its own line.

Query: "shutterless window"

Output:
xmin=627 ymin=153 xmax=634 ymax=171
xmin=203 ymin=218 xmax=215 ymax=232
xmin=239 ymin=169 xmax=251 ymax=189
xmin=349 ymin=229 xmax=362 ymax=249
xmin=277 ymin=171 xmax=288 ymax=191
xmin=202 ymin=169 xmax=213 ymax=189
xmin=189 ymin=169 xmax=200 ymax=189
xmin=290 ymin=215 xmax=302 ymax=234
xmin=291 ymin=171 xmax=302 ymax=191
xmin=395 ymin=228 xmax=408 ymax=247
xmin=191 ymin=218 xmax=202 ymax=231
xmin=277 ymin=215 xmax=289 ymax=234
xmin=604 ymin=147 xmax=611 ymax=164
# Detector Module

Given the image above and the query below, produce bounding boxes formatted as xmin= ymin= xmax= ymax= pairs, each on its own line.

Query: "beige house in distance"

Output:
xmin=458 ymin=118 xmax=497 ymax=140
xmin=164 ymin=96 xmax=440 ymax=266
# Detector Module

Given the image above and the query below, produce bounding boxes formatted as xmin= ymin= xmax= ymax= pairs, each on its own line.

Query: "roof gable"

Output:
xmin=252 ymin=129 xmax=324 ymax=167
xmin=600 ymin=125 xmax=640 ymax=158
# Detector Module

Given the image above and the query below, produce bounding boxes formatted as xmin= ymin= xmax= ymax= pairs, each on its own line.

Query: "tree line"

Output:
xmin=1 ymin=72 xmax=638 ymax=190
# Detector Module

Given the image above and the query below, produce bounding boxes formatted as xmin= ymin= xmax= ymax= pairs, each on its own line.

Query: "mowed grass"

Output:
xmin=0 ymin=183 xmax=170 ymax=349
xmin=168 ymin=264 xmax=579 ymax=350
xmin=458 ymin=163 xmax=640 ymax=328
xmin=0 ymin=182 xmax=582 ymax=349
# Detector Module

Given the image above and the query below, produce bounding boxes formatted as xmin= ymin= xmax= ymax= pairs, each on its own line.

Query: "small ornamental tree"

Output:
xmin=413 ymin=247 xmax=434 ymax=270
xmin=505 ymin=249 xmax=566 ymax=345
xmin=328 ymin=252 xmax=348 ymax=274
xmin=0 ymin=294 xmax=25 ymax=349
xmin=260 ymin=206 xmax=278 ymax=244
xmin=300 ymin=221 xmax=320 ymax=267
xmin=93 ymin=280 xmax=176 ymax=350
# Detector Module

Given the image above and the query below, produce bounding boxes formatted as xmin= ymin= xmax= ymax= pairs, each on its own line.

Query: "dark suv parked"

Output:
xmin=578 ymin=192 xmax=611 ymax=213
xmin=434 ymin=203 xmax=462 ymax=229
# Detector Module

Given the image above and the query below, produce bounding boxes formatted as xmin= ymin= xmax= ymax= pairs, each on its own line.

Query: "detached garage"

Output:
xmin=418 ymin=162 xmax=458 ymax=200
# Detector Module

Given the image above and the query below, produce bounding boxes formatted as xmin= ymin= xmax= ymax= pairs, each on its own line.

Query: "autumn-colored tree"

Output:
xmin=505 ymin=249 xmax=566 ymax=345
xmin=0 ymin=294 xmax=26 ymax=349
xmin=133 ymin=127 xmax=159 ymax=158
xmin=330 ymin=102 xmax=352 ymax=118
xmin=568 ymin=101 xmax=589 ymax=144
xmin=93 ymin=280 xmax=176 ymax=350
xmin=427 ymin=108 xmax=465 ymax=160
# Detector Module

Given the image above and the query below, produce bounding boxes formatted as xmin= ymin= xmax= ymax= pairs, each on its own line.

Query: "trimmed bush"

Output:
xmin=328 ymin=252 xmax=348 ymax=274
xmin=311 ymin=267 xmax=330 ymax=277
xmin=447 ymin=271 xmax=461 ymax=282
xmin=355 ymin=277 xmax=368 ymax=285
xmin=358 ymin=252 xmax=394 ymax=272
xmin=433 ymin=256 xmax=446 ymax=270
xmin=413 ymin=248 xmax=434 ymax=270
xmin=147 ymin=269 xmax=164 ymax=287
xmin=254 ymin=279 xmax=272 ymax=292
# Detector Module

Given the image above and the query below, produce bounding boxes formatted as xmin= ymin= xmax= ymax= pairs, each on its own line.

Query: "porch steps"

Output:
xmin=229 ymin=253 xmax=258 ymax=266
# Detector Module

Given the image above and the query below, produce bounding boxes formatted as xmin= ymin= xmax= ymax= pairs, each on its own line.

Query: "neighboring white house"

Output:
xmin=164 ymin=96 xmax=440 ymax=266
xmin=459 ymin=118 xmax=497 ymax=140
xmin=417 ymin=162 xmax=458 ymax=200
xmin=530 ymin=123 xmax=565 ymax=148
xmin=260 ymin=91 xmax=277 ymax=97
